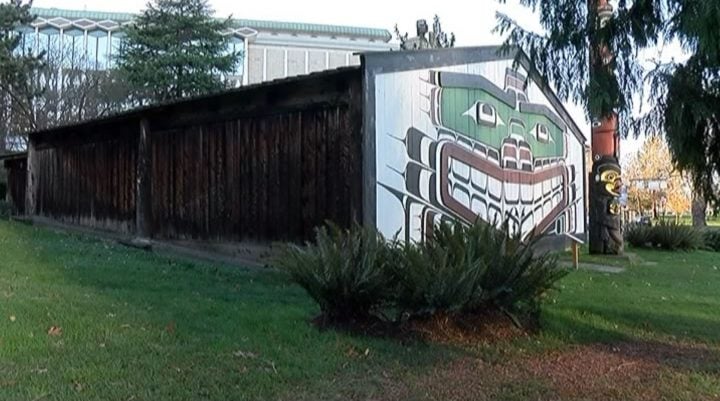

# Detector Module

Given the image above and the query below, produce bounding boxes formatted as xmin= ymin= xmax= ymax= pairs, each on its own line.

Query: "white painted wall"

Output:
xmin=374 ymin=60 xmax=587 ymax=243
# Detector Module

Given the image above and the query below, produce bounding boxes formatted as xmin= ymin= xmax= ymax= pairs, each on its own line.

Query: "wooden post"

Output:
xmin=136 ymin=118 xmax=152 ymax=239
xmin=25 ymin=139 xmax=36 ymax=217
xmin=572 ymin=241 xmax=580 ymax=270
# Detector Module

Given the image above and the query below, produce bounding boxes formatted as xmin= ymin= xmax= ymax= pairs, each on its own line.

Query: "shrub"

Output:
xmin=277 ymin=220 xmax=568 ymax=327
xmin=703 ymin=228 xmax=720 ymax=252
xmin=274 ymin=224 xmax=392 ymax=322
xmin=390 ymin=222 xmax=485 ymax=317
xmin=392 ymin=220 xmax=566 ymax=320
xmin=625 ymin=224 xmax=653 ymax=248
xmin=649 ymin=221 xmax=704 ymax=251
xmin=465 ymin=221 xmax=566 ymax=316
xmin=626 ymin=221 xmax=704 ymax=251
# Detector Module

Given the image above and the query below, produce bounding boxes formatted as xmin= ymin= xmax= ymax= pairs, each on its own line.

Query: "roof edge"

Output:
xmin=360 ymin=45 xmax=586 ymax=145
xmin=28 ymin=66 xmax=363 ymax=141
xmin=30 ymin=7 xmax=393 ymax=41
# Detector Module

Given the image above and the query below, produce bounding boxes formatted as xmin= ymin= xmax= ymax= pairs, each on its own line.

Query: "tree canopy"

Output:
xmin=495 ymin=0 xmax=720 ymax=200
xmin=625 ymin=135 xmax=691 ymax=218
xmin=116 ymin=0 xmax=240 ymax=103
xmin=0 ymin=0 xmax=43 ymax=145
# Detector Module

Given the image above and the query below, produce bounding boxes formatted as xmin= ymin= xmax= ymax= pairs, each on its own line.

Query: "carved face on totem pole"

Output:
xmin=589 ymin=156 xmax=623 ymax=254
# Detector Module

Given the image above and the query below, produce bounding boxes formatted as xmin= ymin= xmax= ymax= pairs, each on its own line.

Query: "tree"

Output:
xmin=637 ymin=3 xmax=720 ymax=206
xmin=395 ymin=15 xmax=456 ymax=50
xmin=32 ymin=54 xmax=132 ymax=130
xmin=625 ymin=136 xmax=691 ymax=220
xmin=116 ymin=0 xmax=241 ymax=104
xmin=494 ymin=0 xmax=662 ymax=254
xmin=1 ymin=40 xmax=131 ymax=149
xmin=0 ymin=0 xmax=43 ymax=151
xmin=495 ymin=1 xmax=720 ymax=207
xmin=495 ymin=0 xmax=663 ymax=129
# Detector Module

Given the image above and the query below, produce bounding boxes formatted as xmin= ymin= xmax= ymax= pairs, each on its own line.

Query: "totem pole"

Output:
xmin=588 ymin=0 xmax=624 ymax=255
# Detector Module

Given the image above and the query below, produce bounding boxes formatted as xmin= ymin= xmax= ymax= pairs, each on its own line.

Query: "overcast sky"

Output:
xmin=34 ymin=0 xmax=650 ymax=158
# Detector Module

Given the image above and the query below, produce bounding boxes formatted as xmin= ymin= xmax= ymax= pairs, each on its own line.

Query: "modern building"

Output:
xmin=2 ymin=7 xmax=395 ymax=151
xmin=19 ymin=7 xmax=395 ymax=86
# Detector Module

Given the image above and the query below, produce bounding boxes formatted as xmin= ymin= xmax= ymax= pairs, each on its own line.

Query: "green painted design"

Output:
xmin=439 ymin=87 xmax=565 ymax=159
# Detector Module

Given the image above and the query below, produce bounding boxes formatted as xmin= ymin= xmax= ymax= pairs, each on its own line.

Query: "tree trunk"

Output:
xmin=692 ymin=193 xmax=706 ymax=227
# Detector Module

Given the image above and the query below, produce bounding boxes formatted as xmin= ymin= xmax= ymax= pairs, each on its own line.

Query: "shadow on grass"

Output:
xmin=541 ymin=309 xmax=720 ymax=372
xmin=7 ymin=221 xmax=452 ymax=362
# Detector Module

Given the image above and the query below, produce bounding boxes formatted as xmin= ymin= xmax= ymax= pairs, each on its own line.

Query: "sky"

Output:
xmin=33 ymin=0 xmax=649 ymax=158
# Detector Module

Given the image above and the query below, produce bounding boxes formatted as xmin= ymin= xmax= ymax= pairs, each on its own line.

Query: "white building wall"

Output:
xmin=374 ymin=60 xmax=587 ymax=243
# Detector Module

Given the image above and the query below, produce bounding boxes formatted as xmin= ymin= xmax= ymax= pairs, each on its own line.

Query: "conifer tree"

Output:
xmin=495 ymin=0 xmax=720 ymax=203
xmin=117 ymin=0 xmax=240 ymax=103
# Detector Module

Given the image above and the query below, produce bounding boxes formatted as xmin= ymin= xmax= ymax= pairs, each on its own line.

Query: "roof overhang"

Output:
xmin=360 ymin=45 xmax=587 ymax=146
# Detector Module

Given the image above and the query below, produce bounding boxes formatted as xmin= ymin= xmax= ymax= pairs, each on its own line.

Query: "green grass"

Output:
xmin=0 ymin=222 xmax=449 ymax=401
xmin=1 ymin=221 xmax=719 ymax=400
xmin=547 ymin=247 xmax=720 ymax=345
xmin=664 ymin=215 xmax=720 ymax=227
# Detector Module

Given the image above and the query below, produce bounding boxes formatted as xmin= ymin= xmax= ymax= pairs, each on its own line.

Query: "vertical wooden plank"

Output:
xmin=267 ymin=117 xmax=278 ymax=239
xmin=315 ymin=109 xmax=327 ymax=229
xmin=218 ymin=123 xmax=228 ymax=238
xmin=277 ymin=114 xmax=290 ymax=240
xmin=302 ymin=111 xmax=317 ymax=239
xmin=253 ymin=119 xmax=263 ymax=239
xmin=326 ymin=107 xmax=340 ymax=226
xmin=222 ymin=121 xmax=232 ymax=238
xmin=201 ymin=125 xmax=209 ymax=238
xmin=183 ymin=128 xmax=190 ymax=238
xmin=292 ymin=112 xmax=303 ymax=239
xmin=206 ymin=124 xmax=214 ymax=238
xmin=239 ymin=119 xmax=248 ymax=239
xmin=136 ymin=118 xmax=152 ymax=239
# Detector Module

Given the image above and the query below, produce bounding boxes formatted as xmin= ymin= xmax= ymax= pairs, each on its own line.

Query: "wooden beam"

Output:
xmin=572 ymin=241 xmax=580 ymax=270
xmin=136 ymin=118 xmax=152 ymax=238
xmin=25 ymin=139 xmax=36 ymax=217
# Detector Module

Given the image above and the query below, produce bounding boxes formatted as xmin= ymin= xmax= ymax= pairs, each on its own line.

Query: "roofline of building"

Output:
xmin=360 ymin=45 xmax=587 ymax=145
xmin=0 ymin=152 xmax=28 ymax=162
xmin=28 ymin=66 xmax=363 ymax=142
xmin=25 ymin=47 xmax=586 ymax=148
xmin=30 ymin=7 xmax=394 ymax=42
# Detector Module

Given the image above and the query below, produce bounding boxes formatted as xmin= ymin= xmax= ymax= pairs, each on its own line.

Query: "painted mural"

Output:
xmin=375 ymin=63 xmax=586 ymax=243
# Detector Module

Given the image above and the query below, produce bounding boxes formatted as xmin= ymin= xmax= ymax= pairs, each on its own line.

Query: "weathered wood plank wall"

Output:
xmin=150 ymin=106 xmax=362 ymax=241
xmin=25 ymin=68 xmax=364 ymax=242
xmin=33 ymin=129 xmax=138 ymax=233
xmin=4 ymin=158 xmax=27 ymax=215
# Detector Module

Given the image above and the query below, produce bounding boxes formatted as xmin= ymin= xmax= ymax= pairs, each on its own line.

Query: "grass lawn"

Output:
xmin=1 ymin=220 xmax=719 ymax=401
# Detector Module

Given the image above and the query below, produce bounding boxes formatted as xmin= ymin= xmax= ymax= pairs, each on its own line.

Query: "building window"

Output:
xmin=226 ymin=36 xmax=245 ymax=76
xmin=64 ymin=29 xmax=85 ymax=69
xmin=15 ymin=27 xmax=35 ymax=56
xmin=87 ymin=30 xmax=107 ymax=70
xmin=109 ymin=32 xmax=125 ymax=67
xmin=38 ymin=27 xmax=61 ymax=62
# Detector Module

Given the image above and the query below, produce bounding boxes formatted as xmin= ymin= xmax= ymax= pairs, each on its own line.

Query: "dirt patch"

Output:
xmin=407 ymin=311 xmax=534 ymax=345
xmin=523 ymin=343 xmax=665 ymax=401
xmin=377 ymin=341 xmax=720 ymax=401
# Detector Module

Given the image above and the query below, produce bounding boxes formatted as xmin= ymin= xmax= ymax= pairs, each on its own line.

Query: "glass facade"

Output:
xmin=15 ymin=26 xmax=119 ymax=70
xmin=15 ymin=23 xmax=247 ymax=81
xmin=227 ymin=36 xmax=245 ymax=76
